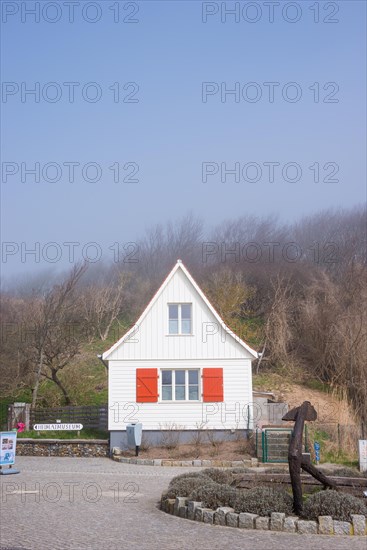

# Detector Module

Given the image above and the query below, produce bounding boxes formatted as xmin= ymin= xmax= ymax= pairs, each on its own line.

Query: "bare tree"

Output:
xmin=201 ymin=268 xmax=254 ymax=325
xmin=39 ymin=323 xmax=80 ymax=405
xmin=0 ymin=295 xmax=34 ymax=395
xmin=138 ymin=212 xmax=204 ymax=282
xmin=29 ymin=263 xmax=87 ymax=407
xmin=297 ymin=266 xmax=367 ymax=436
xmin=260 ymin=274 xmax=297 ymax=374
xmin=1 ymin=205 xmax=366 ymax=430
xmin=80 ymin=272 xmax=130 ymax=341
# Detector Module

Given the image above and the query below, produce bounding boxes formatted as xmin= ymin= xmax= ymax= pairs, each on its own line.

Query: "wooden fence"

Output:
xmin=0 ymin=403 xmax=8 ymax=430
xmin=29 ymin=404 xmax=108 ymax=430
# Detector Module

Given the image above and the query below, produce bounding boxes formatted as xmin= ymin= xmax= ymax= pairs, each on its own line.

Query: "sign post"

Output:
xmin=33 ymin=423 xmax=83 ymax=431
xmin=358 ymin=440 xmax=367 ymax=473
xmin=0 ymin=431 xmax=20 ymax=475
xmin=314 ymin=441 xmax=320 ymax=465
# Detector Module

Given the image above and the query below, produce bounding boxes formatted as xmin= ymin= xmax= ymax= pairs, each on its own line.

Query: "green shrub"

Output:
xmin=234 ymin=487 xmax=293 ymax=516
xmin=189 ymin=482 xmax=238 ymax=509
xmin=169 ymin=471 xmax=210 ymax=490
xmin=302 ymin=490 xmax=367 ymax=522
xmin=201 ymin=468 xmax=234 ymax=485
xmin=164 ymin=476 xmax=212 ymax=500
xmin=228 ymin=467 xmax=253 ymax=476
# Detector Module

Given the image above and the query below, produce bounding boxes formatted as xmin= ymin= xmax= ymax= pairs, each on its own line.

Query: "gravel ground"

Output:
xmin=0 ymin=457 xmax=366 ymax=550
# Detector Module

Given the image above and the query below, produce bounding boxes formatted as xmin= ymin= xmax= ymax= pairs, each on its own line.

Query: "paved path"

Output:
xmin=0 ymin=457 xmax=366 ymax=550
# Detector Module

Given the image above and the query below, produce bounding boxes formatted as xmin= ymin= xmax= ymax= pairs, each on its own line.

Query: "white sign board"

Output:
xmin=0 ymin=432 xmax=17 ymax=466
xmin=33 ymin=424 xmax=83 ymax=431
xmin=359 ymin=440 xmax=367 ymax=472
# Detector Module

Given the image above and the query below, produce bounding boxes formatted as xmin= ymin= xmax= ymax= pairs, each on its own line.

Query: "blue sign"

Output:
xmin=314 ymin=441 xmax=320 ymax=451
xmin=0 ymin=432 xmax=17 ymax=466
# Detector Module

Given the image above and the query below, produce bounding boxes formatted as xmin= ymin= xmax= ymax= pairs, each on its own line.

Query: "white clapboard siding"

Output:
xmin=108 ymin=359 xmax=254 ymax=430
xmin=105 ymin=261 xmax=257 ymax=432
xmin=105 ymin=267 xmax=254 ymax=361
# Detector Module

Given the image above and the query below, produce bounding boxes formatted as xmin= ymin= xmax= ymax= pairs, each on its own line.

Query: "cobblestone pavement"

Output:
xmin=1 ymin=457 xmax=366 ymax=550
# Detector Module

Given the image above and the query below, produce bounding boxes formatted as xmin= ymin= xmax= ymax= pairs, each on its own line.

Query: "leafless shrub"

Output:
xmin=139 ymin=434 xmax=152 ymax=452
xmin=261 ymin=274 xmax=298 ymax=374
xmin=159 ymin=423 xmax=182 ymax=450
xmin=189 ymin=422 xmax=206 ymax=449
xmin=235 ymin=439 xmax=254 ymax=456
xmin=206 ymin=430 xmax=220 ymax=447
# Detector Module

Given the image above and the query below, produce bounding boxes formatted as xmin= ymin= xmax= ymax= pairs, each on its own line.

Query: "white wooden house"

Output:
xmin=103 ymin=260 xmax=258 ymax=449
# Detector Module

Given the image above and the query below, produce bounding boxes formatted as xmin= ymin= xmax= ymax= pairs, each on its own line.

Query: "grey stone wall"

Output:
xmin=16 ymin=439 xmax=109 ymax=458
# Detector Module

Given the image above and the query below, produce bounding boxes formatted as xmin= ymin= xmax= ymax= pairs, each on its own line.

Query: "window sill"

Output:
xmin=165 ymin=334 xmax=194 ymax=337
xmin=158 ymin=400 xmax=202 ymax=404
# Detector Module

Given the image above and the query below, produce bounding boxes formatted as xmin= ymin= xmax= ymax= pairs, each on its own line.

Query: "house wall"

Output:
xmin=252 ymin=397 xmax=289 ymax=427
xmin=108 ymin=359 xmax=253 ymax=431
xmin=106 ymin=269 xmax=253 ymax=362
xmin=110 ymin=429 xmax=249 ymax=450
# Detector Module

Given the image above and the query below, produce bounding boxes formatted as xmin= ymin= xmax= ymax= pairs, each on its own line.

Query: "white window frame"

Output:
xmin=160 ymin=369 xmax=200 ymax=402
xmin=167 ymin=303 xmax=192 ymax=335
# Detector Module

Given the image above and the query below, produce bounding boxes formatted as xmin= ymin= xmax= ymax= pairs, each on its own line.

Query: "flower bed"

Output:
xmin=160 ymin=469 xmax=367 ymax=536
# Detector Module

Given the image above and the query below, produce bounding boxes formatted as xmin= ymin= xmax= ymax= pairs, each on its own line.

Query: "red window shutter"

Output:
xmin=136 ymin=368 xmax=158 ymax=402
xmin=202 ymin=368 xmax=223 ymax=402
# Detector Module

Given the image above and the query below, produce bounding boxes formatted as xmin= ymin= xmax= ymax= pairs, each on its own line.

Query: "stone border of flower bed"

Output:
xmin=160 ymin=496 xmax=367 ymax=536
xmin=112 ymin=454 xmax=260 ymax=468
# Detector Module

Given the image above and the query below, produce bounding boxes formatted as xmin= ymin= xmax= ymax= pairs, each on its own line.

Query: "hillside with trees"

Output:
xmin=1 ymin=206 xmax=366 ymax=437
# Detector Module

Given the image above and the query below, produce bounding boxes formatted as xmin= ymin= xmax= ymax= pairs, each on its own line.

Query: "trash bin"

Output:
xmin=126 ymin=423 xmax=142 ymax=456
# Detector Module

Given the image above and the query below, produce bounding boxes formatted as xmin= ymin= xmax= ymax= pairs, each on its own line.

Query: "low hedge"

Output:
xmin=302 ymin=490 xmax=367 ymax=522
xmin=189 ymin=482 xmax=239 ymax=509
xmin=234 ymin=486 xmax=293 ymax=516
xmin=165 ymin=476 xmax=212 ymax=500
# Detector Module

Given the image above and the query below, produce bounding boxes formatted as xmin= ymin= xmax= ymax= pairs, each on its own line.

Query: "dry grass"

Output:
xmin=121 ymin=440 xmax=255 ymax=461
xmin=307 ymin=423 xmax=361 ymax=464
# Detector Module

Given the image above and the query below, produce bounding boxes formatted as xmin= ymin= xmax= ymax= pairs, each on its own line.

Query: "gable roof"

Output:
xmin=102 ymin=259 xmax=258 ymax=360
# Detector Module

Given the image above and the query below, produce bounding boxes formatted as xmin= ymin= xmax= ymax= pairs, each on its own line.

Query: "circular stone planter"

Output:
xmin=161 ymin=496 xmax=367 ymax=536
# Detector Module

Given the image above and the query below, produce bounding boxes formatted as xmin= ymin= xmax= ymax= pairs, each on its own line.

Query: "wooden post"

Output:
xmin=282 ymin=401 xmax=337 ymax=515
xmin=301 ymin=462 xmax=337 ymax=489
xmin=283 ymin=401 xmax=316 ymax=515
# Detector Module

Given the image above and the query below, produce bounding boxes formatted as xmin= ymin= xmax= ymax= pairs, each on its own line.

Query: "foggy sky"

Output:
xmin=1 ymin=0 xmax=366 ymax=280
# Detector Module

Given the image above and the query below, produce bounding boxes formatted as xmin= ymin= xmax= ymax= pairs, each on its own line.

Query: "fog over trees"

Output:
xmin=1 ymin=206 xmax=366 ymax=435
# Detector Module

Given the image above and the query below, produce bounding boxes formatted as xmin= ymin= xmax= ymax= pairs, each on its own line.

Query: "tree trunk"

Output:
xmin=361 ymin=420 xmax=366 ymax=440
xmin=31 ymin=349 xmax=44 ymax=408
xmin=288 ymin=415 xmax=304 ymax=515
xmin=256 ymin=339 xmax=267 ymax=374
xmin=51 ymin=370 xmax=71 ymax=405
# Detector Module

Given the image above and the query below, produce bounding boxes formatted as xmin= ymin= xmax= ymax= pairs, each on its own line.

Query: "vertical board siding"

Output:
xmin=108 ymin=269 xmax=251 ymax=361
xmin=202 ymin=368 xmax=224 ymax=402
xmin=108 ymin=359 xmax=253 ymax=431
xmin=136 ymin=368 xmax=158 ymax=402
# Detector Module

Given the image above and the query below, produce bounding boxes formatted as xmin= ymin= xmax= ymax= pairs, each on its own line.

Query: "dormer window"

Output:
xmin=168 ymin=303 xmax=192 ymax=334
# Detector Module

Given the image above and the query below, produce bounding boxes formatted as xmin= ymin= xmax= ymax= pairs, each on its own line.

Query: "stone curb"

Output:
xmin=112 ymin=455 xmax=259 ymax=468
xmin=160 ymin=497 xmax=367 ymax=536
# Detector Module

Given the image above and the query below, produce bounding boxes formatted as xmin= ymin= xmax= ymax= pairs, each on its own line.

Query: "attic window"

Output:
xmin=168 ymin=303 xmax=192 ymax=334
